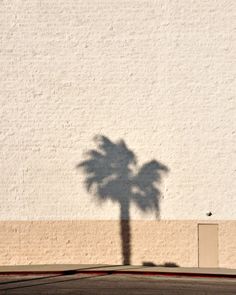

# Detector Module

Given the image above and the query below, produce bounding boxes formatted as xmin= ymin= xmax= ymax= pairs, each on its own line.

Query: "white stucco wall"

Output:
xmin=0 ymin=0 xmax=235 ymax=221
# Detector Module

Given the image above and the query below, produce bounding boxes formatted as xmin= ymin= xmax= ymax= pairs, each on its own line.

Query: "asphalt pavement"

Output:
xmin=0 ymin=273 xmax=236 ymax=295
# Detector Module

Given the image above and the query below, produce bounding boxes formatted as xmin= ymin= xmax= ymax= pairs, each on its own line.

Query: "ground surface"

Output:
xmin=0 ymin=273 xmax=236 ymax=295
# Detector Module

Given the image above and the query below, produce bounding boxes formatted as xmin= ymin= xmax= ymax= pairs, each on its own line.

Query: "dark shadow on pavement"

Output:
xmin=143 ymin=262 xmax=179 ymax=267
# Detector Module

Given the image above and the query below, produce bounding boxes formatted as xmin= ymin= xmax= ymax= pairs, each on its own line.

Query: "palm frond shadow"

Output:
xmin=77 ymin=135 xmax=169 ymax=265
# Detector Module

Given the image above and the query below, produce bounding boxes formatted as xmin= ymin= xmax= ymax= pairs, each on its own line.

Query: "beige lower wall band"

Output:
xmin=0 ymin=220 xmax=235 ymax=268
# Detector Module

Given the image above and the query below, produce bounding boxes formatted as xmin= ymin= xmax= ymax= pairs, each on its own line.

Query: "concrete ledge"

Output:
xmin=0 ymin=265 xmax=235 ymax=278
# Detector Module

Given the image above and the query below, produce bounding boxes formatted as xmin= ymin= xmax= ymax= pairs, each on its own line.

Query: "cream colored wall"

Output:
xmin=1 ymin=0 xmax=235 ymax=221
xmin=0 ymin=1 xmax=235 ymax=266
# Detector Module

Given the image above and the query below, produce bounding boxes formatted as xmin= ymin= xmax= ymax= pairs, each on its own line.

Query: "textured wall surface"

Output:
xmin=0 ymin=221 xmax=235 ymax=268
xmin=0 ymin=0 xmax=235 ymax=266
xmin=0 ymin=0 xmax=235 ymax=221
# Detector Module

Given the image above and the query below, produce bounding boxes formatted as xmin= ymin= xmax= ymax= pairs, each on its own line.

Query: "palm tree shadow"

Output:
xmin=77 ymin=135 xmax=169 ymax=265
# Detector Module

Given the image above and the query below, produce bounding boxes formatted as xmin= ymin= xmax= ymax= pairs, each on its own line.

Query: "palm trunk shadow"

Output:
xmin=120 ymin=201 xmax=131 ymax=265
